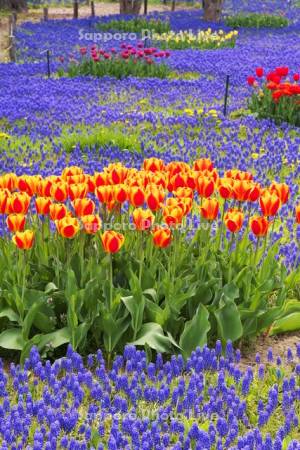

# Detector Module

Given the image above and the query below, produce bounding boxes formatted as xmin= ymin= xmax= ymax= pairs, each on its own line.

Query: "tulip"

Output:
xmin=232 ymin=180 xmax=253 ymax=202
xmin=56 ymin=217 xmax=80 ymax=239
xmin=225 ymin=169 xmax=253 ymax=181
xmin=296 ymin=205 xmax=300 ymax=224
xmin=218 ymin=178 xmax=233 ymax=199
xmin=0 ymin=173 xmax=17 ymax=191
xmin=7 ymin=192 xmax=31 ymax=214
xmin=200 ymin=198 xmax=219 ymax=221
xmin=101 ymin=230 xmax=125 ymax=253
xmin=193 ymin=158 xmax=214 ymax=172
xmin=87 ymin=175 xmax=96 ymax=193
xmin=94 ymin=172 xmax=109 ymax=187
xmin=96 ymin=186 xmax=114 ymax=204
xmin=166 ymin=161 xmax=190 ymax=177
xmin=61 ymin=166 xmax=83 ymax=180
xmin=255 ymin=67 xmax=264 ymax=78
xmin=163 ymin=206 xmax=184 ymax=227
xmin=196 ymin=176 xmax=214 ymax=198
xmin=269 ymin=182 xmax=289 ymax=205
xmin=65 ymin=174 xmax=86 ymax=185
xmin=73 ymin=198 xmax=95 ymax=217
xmin=35 ymin=197 xmax=52 ymax=215
xmin=143 ymin=157 xmax=165 ymax=172
xmin=49 ymin=203 xmax=68 ymax=221
xmin=0 ymin=189 xmax=9 ymax=214
xmin=224 ymin=209 xmax=244 ymax=233
xmin=81 ymin=215 xmax=102 ymax=234
xmin=18 ymin=175 xmax=41 ymax=196
xmin=250 ymin=216 xmax=270 ymax=237
xmin=168 ymin=173 xmax=186 ymax=191
xmin=6 ymin=214 xmax=26 ymax=232
xmin=68 ymin=183 xmax=88 ymax=201
xmin=145 ymin=185 xmax=164 ymax=211
xmin=248 ymin=184 xmax=261 ymax=202
xmin=259 ymin=191 xmax=281 ymax=217
xmin=247 ymin=76 xmax=256 ymax=86
xmin=12 ymin=230 xmax=34 ymax=250
xmin=132 ymin=208 xmax=154 ymax=231
xmin=107 ymin=163 xmax=128 ymax=184
xmin=37 ymin=178 xmax=53 ymax=197
xmin=174 ymin=187 xmax=193 ymax=199
xmin=113 ymin=184 xmax=128 ymax=204
xmin=51 ymin=182 xmax=68 ymax=203
xmin=152 ymin=227 xmax=172 ymax=248
xmin=128 ymin=186 xmax=145 ymax=207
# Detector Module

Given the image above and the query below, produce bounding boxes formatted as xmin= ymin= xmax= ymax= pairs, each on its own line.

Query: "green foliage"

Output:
xmin=97 ymin=17 xmax=170 ymax=34
xmin=0 ymin=216 xmax=296 ymax=361
xmin=225 ymin=13 xmax=289 ymax=28
xmin=248 ymin=86 xmax=300 ymax=127
xmin=58 ymin=57 xmax=170 ymax=80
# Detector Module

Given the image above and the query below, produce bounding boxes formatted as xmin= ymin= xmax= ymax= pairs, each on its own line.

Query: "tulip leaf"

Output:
xmin=0 ymin=328 xmax=24 ymax=350
xmin=131 ymin=322 xmax=173 ymax=353
xmin=0 ymin=307 xmax=19 ymax=323
xmin=179 ymin=304 xmax=210 ymax=358
xmin=270 ymin=312 xmax=300 ymax=335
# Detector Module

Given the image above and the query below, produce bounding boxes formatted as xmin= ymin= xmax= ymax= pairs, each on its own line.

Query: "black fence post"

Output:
xmin=73 ymin=1 xmax=79 ymax=19
xmin=91 ymin=0 xmax=95 ymax=17
xmin=144 ymin=0 xmax=148 ymax=15
xmin=43 ymin=7 xmax=48 ymax=21
xmin=171 ymin=0 xmax=176 ymax=11
xmin=223 ymin=75 xmax=230 ymax=116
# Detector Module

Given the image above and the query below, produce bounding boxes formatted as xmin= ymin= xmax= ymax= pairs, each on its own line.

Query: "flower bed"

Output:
xmin=0 ymin=343 xmax=300 ymax=449
xmin=247 ymin=66 xmax=300 ymax=127
xmin=153 ymin=29 xmax=238 ymax=50
xmin=0 ymin=159 xmax=300 ymax=361
xmin=57 ymin=44 xmax=171 ymax=79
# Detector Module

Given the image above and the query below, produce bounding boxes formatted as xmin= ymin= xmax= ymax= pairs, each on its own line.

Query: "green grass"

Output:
xmin=58 ymin=57 xmax=171 ymax=80
xmin=97 ymin=17 xmax=170 ymax=34
xmin=225 ymin=13 xmax=289 ymax=28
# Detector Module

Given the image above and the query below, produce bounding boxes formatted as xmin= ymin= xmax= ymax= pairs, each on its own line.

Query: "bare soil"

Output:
xmin=241 ymin=331 xmax=300 ymax=367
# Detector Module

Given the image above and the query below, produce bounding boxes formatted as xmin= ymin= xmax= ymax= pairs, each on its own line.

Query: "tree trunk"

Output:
xmin=203 ymin=0 xmax=223 ymax=22
xmin=0 ymin=0 xmax=27 ymax=11
xmin=120 ymin=0 xmax=142 ymax=14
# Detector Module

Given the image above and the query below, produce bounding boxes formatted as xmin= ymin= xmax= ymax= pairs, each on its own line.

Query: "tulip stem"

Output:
xmin=139 ymin=233 xmax=144 ymax=285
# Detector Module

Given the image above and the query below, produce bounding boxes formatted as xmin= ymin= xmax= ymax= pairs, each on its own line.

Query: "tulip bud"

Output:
xmin=132 ymin=208 xmax=154 ymax=231
xmin=6 ymin=214 xmax=26 ymax=232
xmin=143 ymin=157 xmax=165 ymax=172
xmin=68 ymin=183 xmax=88 ymax=201
xmin=200 ymin=198 xmax=219 ymax=221
xmin=152 ymin=226 xmax=172 ymax=248
xmin=259 ymin=191 xmax=281 ymax=217
xmin=128 ymin=186 xmax=145 ymax=208
xmin=224 ymin=209 xmax=244 ymax=233
xmin=12 ymin=230 xmax=34 ymax=250
xmin=250 ymin=216 xmax=270 ymax=237
xmin=35 ymin=197 xmax=52 ymax=215
xmin=7 ymin=192 xmax=31 ymax=214
xmin=81 ymin=215 xmax=102 ymax=234
xmin=51 ymin=182 xmax=68 ymax=203
xmin=296 ymin=204 xmax=300 ymax=224
xmin=56 ymin=217 xmax=80 ymax=239
xmin=196 ymin=176 xmax=214 ymax=198
xmin=72 ymin=198 xmax=95 ymax=217
xmin=49 ymin=203 xmax=68 ymax=221
xmin=101 ymin=230 xmax=125 ymax=253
